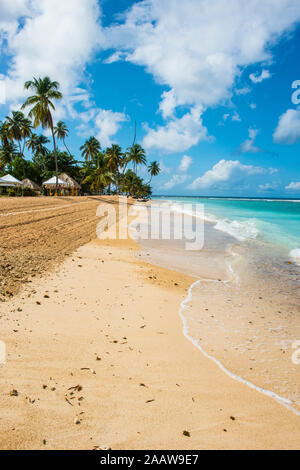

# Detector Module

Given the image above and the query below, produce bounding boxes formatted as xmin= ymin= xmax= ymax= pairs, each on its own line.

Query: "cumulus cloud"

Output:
xmin=178 ymin=155 xmax=193 ymax=172
xmin=106 ymin=0 xmax=300 ymax=111
xmin=285 ymin=181 xmax=300 ymax=191
xmin=1 ymin=0 xmax=104 ymax=114
xmin=258 ymin=182 xmax=278 ymax=191
xmin=222 ymin=111 xmax=241 ymax=123
xmin=249 ymin=69 xmax=271 ymax=83
xmin=188 ymin=159 xmax=267 ymax=190
xmin=237 ymin=127 xmax=264 ymax=154
xmin=104 ymin=0 xmax=300 ymax=152
xmin=235 ymin=86 xmax=251 ymax=95
xmin=142 ymin=107 xmax=211 ymax=153
xmin=161 ymin=174 xmax=188 ymax=190
xmin=159 ymin=89 xmax=177 ymax=119
xmin=273 ymin=109 xmax=300 ymax=144
xmin=77 ymin=108 xmax=128 ymax=148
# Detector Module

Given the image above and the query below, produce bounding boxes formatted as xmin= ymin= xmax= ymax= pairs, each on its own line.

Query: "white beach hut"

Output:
xmin=0 ymin=174 xmax=22 ymax=187
xmin=42 ymin=176 xmax=68 ymax=196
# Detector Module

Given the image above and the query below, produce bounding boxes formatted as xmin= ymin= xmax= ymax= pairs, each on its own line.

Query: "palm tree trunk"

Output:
xmin=63 ymin=138 xmax=71 ymax=156
xmin=18 ymin=141 xmax=25 ymax=196
xmin=49 ymin=113 xmax=59 ymax=193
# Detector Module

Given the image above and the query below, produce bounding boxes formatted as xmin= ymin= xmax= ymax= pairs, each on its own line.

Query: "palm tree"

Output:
xmin=105 ymin=144 xmax=123 ymax=193
xmin=80 ymin=137 xmax=101 ymax=164
xmin=35 ymin=135 xmax=50 ymax=157
xmin=147 ymin=161 xmax=160 ymax=183
xmin=0 ymin=121 xmax=10 ymax=147
xmin=82 ymin=153 xmax=113 ymax=194
xmin=54 ymin=121 xmax=71 ymax=155
xmin=126 ymin=144 xmax=147 ymax=175
xmin=0 ymin=142 xmax=18 ymax=173
xmin=26 ymin=133 xmax=50 ymax=159
xmin=5 ymin=111 xmax=32 ymax=178
xmin=21 ymin=76 xmax=62 ymax=192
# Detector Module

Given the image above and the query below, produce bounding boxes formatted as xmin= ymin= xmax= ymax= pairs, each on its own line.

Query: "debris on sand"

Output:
xmin=183 ymin=430 xmax=190 ymax=437
xmin=68 ymin=385 xmax=83 ymax=392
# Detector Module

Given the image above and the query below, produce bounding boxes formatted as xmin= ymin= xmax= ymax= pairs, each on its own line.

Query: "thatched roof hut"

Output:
xmin=22 ymin=179 xmax=41 ymax=192
xmin=59 ymin=173 xmax=81 ymax=189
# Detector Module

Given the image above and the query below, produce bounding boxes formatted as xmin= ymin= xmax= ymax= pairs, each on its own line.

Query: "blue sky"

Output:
xmin=0 ymin=0 xmax=300 ymax=197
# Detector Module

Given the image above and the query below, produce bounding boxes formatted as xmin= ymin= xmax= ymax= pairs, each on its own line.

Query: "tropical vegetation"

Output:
xmin=0 ymin=76 xmax=160 ymax=199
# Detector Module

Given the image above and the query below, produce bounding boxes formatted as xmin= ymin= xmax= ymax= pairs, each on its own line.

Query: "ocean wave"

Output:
xmin=289 ymin=248 xmax=300 ymax=265
xmin=214 ymin=218 xmax=260 ymax=241
xmin=165 ymin=202 xmax=260 ymax=242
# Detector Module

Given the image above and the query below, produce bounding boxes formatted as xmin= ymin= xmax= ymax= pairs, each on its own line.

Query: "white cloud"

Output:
xmin=188 ymin=159 xmax=266 ymax=190
xmin=1 ymin=0 xmax=104 ymax=114
xmin=250 ymin=103 xmax=257 ymax=109
xmin=77 ymin=108 xmax=128 ymax=148
xmin=94 ymin=109 xmax=128 ymax=147
xmin=143 ymin=107 xmax=211 ymax=153
xmin=103 ymin=51 xmax=128 ymax=64
xmin=235 ymin=86 xmax=251 ymax=95
xmin=231 ymin=111 xmax=241 ymax=122
xmin=249 ymin=69 xmax=271 ymax=83
xmin=107 ymin=0 xmax=300 ymax=112
xmin=238 ymin=127 xmax=263 ymax=153
xmin=285 ymin=181 xmax=300 ymax=191
xmin=178 ymin=155 xmax=192 ymax=172
xmin=222 ymin=111 xmax=241 ymax=122
xmin=162 ymin=174 xmax=188 ymax=190
xmin=258 ymin=182 xmax=278 ymax=191
xmin=273 ymin=109 xmax=300 ymax=144
xmin=159 ymin=89 xmax=177 ymax=119
xmin=105 ymin=0 xmax=300 ymax=152
xmin=158 ymin=160 xmax=172 ymax=174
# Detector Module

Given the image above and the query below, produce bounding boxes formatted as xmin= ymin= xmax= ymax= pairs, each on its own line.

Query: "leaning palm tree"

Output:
xmin=21 ymin=76 xmax=62 ymax=191
xmin=5 ymin=111 xmax=32 ymax=178
xmin=54 ymin=121 xmax=71 ymax=155
xmin=147 ymin=160 xmax=161 ymax=183
xmin=126 ymin=144 xmax=147 ymax=175
xmin=80 ymin=137 xmax=101 ymax=164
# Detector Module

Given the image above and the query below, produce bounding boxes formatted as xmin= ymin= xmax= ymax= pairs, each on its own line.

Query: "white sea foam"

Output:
xmin=166 ymin=202 xmax=260 ymax=242
xmin=289 ymin=248 xmax=300 ymax=265
xmin=214 ymin=218 xmax=259 ymax=241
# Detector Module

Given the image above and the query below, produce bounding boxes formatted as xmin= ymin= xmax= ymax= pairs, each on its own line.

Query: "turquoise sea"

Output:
xmin=152 ymin=196 xmax=300 ymax=263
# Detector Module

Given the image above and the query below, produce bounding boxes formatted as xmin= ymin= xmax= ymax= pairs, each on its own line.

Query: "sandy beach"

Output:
xmin=0 ymin=196 xmax=299 ymax=450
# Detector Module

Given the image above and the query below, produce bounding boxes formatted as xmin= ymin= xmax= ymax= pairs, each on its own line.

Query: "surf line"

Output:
xmin=179 ymin=277 xmax=300 ymax=417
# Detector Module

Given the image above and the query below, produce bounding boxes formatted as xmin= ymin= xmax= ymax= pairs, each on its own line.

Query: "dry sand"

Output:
xmin=0 ymin=197 xmax=299 ymax=449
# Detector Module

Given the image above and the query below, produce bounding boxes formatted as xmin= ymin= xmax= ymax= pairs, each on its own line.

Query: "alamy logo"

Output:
xmin=291 ymin=340 xmax=300 ymax=365
xmin=96 ymin=198 xmax=204 ymax=251
xmin=291 ymin=80 xmax=300 ymax=105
